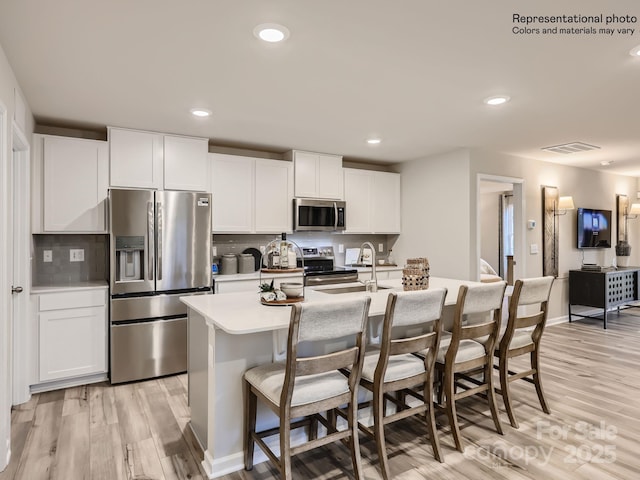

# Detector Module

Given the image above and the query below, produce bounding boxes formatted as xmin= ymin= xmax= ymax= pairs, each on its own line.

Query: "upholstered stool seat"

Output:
xmin=244 ymin=364 xmax=351 ymax=407
xmin=361 ymin=351 xmax=426 ymax=384
xmin=436 ymin=339 xmax=485 ymax=364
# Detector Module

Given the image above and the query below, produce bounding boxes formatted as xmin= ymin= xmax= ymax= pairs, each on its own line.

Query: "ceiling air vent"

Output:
xmin=541 ymin=142 xmax=601 ymax=154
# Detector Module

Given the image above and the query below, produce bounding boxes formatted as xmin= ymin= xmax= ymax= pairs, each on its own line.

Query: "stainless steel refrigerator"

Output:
xmin=109 ymin=188 xmax=212 ymax=384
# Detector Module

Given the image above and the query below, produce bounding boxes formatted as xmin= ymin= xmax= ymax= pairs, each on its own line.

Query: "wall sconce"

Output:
xmin=542 ymin=186 xmax=574 ymax=277
xmin=616 ymin=194 xmax=640 ymax=259
xmin=554 ymin=196 xmax=575 ymax=215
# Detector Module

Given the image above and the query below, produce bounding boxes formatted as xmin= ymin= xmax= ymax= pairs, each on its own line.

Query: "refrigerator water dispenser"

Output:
xmin=115 ymin=236 xmax=144 ymax=282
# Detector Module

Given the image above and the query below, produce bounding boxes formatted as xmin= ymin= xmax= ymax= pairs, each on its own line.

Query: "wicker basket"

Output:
xmin=402 ymin=258 xmax=430 ymax=291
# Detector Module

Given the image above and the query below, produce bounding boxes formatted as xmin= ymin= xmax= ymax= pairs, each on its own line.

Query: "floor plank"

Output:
xmin=2 ymin=312 xmax=640 ymax=479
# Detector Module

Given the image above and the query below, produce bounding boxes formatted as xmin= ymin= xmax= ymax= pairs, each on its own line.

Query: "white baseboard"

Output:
xmin=547 ymin=314 xmax=568 ymax=326
xmin=201 ymin=429 xmax=309 ymax=478
xmin=2 ymin=440 xmax=10 ymax=472
xmin=30 ymin=372 xmax=108 ymax=394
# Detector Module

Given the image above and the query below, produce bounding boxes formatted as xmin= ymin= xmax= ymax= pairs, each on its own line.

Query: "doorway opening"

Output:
xmin=477 ymin=175 xmax=525 ymax=285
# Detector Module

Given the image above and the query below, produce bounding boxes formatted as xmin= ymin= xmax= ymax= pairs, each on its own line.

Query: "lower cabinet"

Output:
xmin=357 ymin=269 xmax=403 ymax=282
xmin=35 ymin=288 xmax=108 ymax=383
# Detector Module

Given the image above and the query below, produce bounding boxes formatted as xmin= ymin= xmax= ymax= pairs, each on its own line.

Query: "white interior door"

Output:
xmin=0 ymin=105 xmax=10 ymax=471
xmin=12 ymin=125 xmax=30 ymax=405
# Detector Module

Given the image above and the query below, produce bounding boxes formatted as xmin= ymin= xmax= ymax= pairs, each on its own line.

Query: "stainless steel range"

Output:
xmin=301 ymin=246 xmax=359 ymax=286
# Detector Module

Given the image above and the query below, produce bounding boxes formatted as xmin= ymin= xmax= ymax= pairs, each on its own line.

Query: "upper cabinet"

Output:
xmin=164 ymin=135 xmax=209 ymax=191
xmin=371 ymin=170 xmax=401 ymax=233
xmin=343 ymin=168 xmax=401 ymax=234
xmin=211 ymin=153 xmax=293 ymax=233
xmin=286 ymin=150 xmax=343 ymax=199
xmin=254 ymin=158 xmax=294 ymax=232
xmin=32 ymin=134 xmax=109 ymax=233
xmin=108 ymin=127 xmax=209 ymax=191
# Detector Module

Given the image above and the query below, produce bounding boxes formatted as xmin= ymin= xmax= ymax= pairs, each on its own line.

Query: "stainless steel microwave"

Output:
xmin=293 ymin=198 xmax=346 ymax=232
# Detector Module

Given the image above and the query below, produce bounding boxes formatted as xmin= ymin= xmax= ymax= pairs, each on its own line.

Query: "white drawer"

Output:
xmin=38 ymin=289 xmax=106 ymax=311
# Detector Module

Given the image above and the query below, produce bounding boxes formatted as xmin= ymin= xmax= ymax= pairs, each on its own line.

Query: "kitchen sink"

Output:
xmin=317 ymin=284 xmax=392 ymax=294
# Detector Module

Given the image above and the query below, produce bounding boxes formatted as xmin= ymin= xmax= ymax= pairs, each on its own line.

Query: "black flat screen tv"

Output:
xmin=577 ymin=208 xmax=612 ymax=248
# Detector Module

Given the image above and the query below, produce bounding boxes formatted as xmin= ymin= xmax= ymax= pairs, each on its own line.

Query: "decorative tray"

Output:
xmin=260 ymin=297 xmax=304 ymax=306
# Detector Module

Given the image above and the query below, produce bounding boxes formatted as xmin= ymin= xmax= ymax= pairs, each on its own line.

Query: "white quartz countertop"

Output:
xmin=181 ymin=277 xmax=480 ymax=335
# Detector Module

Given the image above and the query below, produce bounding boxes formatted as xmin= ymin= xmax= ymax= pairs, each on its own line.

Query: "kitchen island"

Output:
xmin=181 ymin=276 xmax=480 ymax=479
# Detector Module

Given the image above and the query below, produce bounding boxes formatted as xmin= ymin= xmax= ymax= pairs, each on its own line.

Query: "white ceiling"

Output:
xmin=1 ymin=1 xmax=639 ymax=174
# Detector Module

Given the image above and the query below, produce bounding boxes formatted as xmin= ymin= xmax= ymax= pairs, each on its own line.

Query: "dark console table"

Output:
xmin=568 ymin=267 xmax=640 ymax=329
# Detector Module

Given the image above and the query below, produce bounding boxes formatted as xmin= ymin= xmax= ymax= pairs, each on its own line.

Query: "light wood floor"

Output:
xmin=2 ymin=310 xmax=640 ymax=480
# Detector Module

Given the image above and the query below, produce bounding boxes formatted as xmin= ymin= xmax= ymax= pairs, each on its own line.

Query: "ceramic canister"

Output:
xmin=220 ymin=254 xmax=238 ymax=275
xmin=238 ymin=253 xmax=255 ymax=273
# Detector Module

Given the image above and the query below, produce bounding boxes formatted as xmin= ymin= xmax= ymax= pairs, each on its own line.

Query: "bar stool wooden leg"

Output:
xmin=244 ymin=380 xmax=257 ymax=470
xmin=444 ymin=368 xmax=464 ymax=452
xmin=424 ymin=375 xmax=443 ymax=462
xmin=347 ymin=402 xmax=365 ymax=480
xmin=532 ymin=350 xmax=551 ymax=414
xmin=499 ymin=356 xmax=519 ymax=428
xmin=280 ymin=419 xmax=292 ymax=480
xmin=373 ymin=385 xmax=391 ymax=480
xmin=485 ymin=360 xmax=504 ymax=435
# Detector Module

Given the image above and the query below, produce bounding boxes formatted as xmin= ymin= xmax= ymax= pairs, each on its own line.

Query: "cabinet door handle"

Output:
xmin=11 ymin=286 xmax=23 ymax=294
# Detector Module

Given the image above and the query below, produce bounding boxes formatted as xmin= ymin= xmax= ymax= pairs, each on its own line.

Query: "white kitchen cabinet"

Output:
xmin=344 ymin=169 xmax=373 ymax=233
xmin=108 ymin=127 xmax=208 ymax=191
xmin=343 ymin=168 xmax=401 ymax=234
xmin=109 ymin=127 xmax=163 ymax=189
xmin=287 ymin=150 xmax=343 ymax=199
xmin=255 ymin=158 xmax=293 ymax=232
xmin=372 ymin=171 xmax=401 ymax=233
xmin=211 ymin=154 xmax=253 ymax=232
xmin=211 ymin=153 xmax=293 ymax=233
xmin=32 ymin=134 xmax=108 ymax=233
xmin=163 ymin=134 xmax=209 ymax=191
xmin=36 ymin=288 xmax=108 ymax=383
xmin=356 ymin=268 xmax=403 ymax=282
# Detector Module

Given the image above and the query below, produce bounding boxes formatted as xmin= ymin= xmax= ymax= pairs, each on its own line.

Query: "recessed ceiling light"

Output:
xmin=253 ymin=23 xmax=290 ymax=43
xmin=367 ymin=138 xmax=381 ymax=145
xmin=600 ymin=160 xmax=614 ymax=166
xmin=484 ymin=95 xmax=511 ymax=106
xmin=630 ymin=45 xmax=640 ymax=57
xmin=190 ymin=108 xmax=212 ymax=118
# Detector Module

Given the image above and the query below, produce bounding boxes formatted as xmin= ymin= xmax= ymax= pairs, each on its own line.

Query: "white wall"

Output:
xmin=397 ymin=147 xmax=638 ymax=320
xmin=469 ymin=149 xmax=638 ymax=319
xmin=0 ymin=42 xmax=34 ymax=472
xmin=395 ymin=149 xmax=472 ymax=280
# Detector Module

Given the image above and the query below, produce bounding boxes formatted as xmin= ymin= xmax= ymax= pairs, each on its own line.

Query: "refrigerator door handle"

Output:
xmin=147 ymin=201 xmax=154 ymax=280
xmin=157 ymin=202 xmax=163 ymax=280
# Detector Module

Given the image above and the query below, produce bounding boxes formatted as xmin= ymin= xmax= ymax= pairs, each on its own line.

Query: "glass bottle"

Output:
xmin=271 ymin=246 xmax=280 ymax=268
xmin=279 ymin=233 xmax=289 ymax=269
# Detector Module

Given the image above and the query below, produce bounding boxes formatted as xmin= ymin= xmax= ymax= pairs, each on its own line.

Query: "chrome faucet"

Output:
xmin=359 ymin=241 xmax=377 ymax=292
